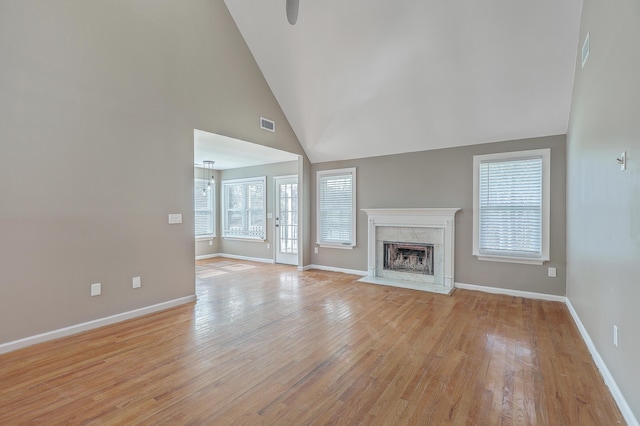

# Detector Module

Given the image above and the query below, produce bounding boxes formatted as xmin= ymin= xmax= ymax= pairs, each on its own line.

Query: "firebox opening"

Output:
xmin=383 ymin=242 xmax=434 ymax=275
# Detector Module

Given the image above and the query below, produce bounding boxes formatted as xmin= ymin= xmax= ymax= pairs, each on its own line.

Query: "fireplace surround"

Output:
xmin=359 ymin=208 xmax=460 ymax=294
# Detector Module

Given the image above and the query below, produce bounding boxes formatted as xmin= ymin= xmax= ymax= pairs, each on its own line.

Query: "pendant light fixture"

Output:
xmin=202 ymin=160 xmax=215 ymax=196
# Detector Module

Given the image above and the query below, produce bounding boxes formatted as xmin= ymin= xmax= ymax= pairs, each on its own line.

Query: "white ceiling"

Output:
xmin=194 ymin=129 xmax=299 ymax=170
xmin=224 ymin=0 xmax=583 ymax=163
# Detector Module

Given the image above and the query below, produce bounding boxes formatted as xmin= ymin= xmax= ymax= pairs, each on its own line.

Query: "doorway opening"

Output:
xmin=193 ymin=129 xmax=303 ymax=274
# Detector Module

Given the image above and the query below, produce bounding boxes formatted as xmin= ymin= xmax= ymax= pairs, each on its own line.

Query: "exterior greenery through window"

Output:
xmin=317 ymin=168 xmax=356 ymax=247
xmin=473 ymin=149 xmax=550 ymax=265
xmin=194 ymin=177 xmax=214 ymax=238
xmin=222 ymin=176 xmax=266 ymax=240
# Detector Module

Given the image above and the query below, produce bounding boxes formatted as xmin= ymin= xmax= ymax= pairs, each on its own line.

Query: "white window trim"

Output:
xmin=472 ymin=148 xmax=550 ymax=265
xmin=194 ymin=176 xmax=216 ymax=239
xmin=222 ymin=237 xmax=265 ymax=242
xmin=222 ymin=176 xmax=267 ymax=241
xmin=316 ymin=167 xmax=357 ymax=249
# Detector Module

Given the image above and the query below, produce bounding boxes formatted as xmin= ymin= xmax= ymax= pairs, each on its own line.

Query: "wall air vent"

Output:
xmin=260 ymin=117 xmax=275 ymax=132
xmin=581 ymin=32 xmax=590 ymax=68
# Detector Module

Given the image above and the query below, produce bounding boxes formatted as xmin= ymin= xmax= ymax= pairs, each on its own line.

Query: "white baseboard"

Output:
xmin=196 ymin=253 xmax=219 ymax=260
xmin=454 ymin=282 xmax=566 ymax=302
xmin=197 ymin=253 xmax=275 ymax=264
xmin=304 ymin=264 xmax=367 ymax=276
xmin=566 ymin=299 xmax=639 ymax=426
xmin=0 ymin=295 xmax=197 ymax=355
xmin=214 ymin=253 xmax=275 ymax=264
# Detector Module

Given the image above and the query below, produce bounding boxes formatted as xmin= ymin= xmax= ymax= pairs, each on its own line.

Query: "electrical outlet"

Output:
xmin=132 ymin=276 xmax=141 ymax=289
xmin=547 ymin=267 xmax=557 ymax=278
xmin=613 ymin=325 xmax=618 ymax=347
xmin=91 ymin=283 xmax=101 ymax=296
xmin=209 ymin=240 xmax=213 ymax=246
xmin=314 ymin=247 xmax=319 ymax=254
xmin=267 ymin=243 xmax=271 ymax=249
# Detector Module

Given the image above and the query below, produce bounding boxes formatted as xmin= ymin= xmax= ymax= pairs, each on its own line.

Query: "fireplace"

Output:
xmin=359 ymin=208 xmax=460 ymax=294
xmin=376 ymin=227 xmax=442 ymax=285
xmin=384 ymin=242 xmax=434 ymax=275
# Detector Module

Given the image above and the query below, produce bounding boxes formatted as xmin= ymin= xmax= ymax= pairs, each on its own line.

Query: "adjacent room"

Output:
xmin=0 ymin=0 xmax=638 ymax=424
xmin=193 ymin=129 xmax=301 ymax=266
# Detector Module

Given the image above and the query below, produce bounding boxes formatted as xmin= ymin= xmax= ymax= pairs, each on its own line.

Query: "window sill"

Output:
xmin=475 ymin=254 xmax=547 ymax=265
xmin=196 ymin=236 xmax=216 ymax=241
xmin=317 ymin=243 xmax=355 ymax=250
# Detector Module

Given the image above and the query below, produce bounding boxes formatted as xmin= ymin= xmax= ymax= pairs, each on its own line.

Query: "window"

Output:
xmin=317 ymin=168 xmax=356 ymax=248
xmin=194 ymin=177 xmax=215 ymax=238
xmin=222 ymin=177 xmax=266 ymax=240
xmin=473 ymin=149 xmax=550 ymax=264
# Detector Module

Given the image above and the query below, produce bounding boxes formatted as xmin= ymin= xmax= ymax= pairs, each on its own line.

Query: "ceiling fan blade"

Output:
xmin=286 ymin=0 xmax=299 ymax=25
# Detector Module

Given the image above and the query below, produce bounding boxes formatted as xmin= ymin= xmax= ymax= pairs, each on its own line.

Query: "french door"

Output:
xmin=274 ymin=175 xmax=298 ymax=265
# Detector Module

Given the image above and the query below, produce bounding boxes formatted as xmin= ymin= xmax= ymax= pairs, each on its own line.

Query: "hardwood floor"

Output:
xmin=0 ymin=258 xmax=624 ymax=425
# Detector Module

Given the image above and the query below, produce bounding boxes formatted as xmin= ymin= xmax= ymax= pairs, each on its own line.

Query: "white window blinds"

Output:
xmin=317 ymin=168 xmax=356 ymax=246
xmin=478 ymin=157 xmax=542 ymax=258
xmin=222 ymin=177 xmax=266 ymax=240
xmin=194 ymin=178 xmax=214 ymax=237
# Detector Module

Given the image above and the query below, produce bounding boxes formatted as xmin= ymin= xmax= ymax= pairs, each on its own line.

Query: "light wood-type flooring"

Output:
xmin=0 ymin=258 xmax=625 ymax=424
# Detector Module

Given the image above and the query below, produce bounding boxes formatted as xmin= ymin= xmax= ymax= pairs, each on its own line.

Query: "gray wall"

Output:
xmin=310 ymin=135 xmax=567 ymax=296
xmin=0 ymin=1 xmax=305 ymax=344
xmin=566 ymin=0 xmax=640 ymax=418
xmin=219 ymin=161 xmax=299 ymax=260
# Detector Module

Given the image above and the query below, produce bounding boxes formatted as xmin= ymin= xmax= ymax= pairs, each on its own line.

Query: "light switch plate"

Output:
xmin=91 ymin=283 xmax=101 ymax=296
xmin=168 ymin=214 xmax=182 ymax=224
xmin=132 ymin=276 xmax=141 ymax=289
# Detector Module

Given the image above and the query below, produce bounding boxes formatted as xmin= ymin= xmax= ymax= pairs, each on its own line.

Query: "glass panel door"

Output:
xmin=275 ymin=176 xmax=298 ymax=265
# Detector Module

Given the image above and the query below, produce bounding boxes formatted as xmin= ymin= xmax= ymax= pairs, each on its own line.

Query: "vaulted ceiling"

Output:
xmin=224 ymin=0 xmax=583 ymax=163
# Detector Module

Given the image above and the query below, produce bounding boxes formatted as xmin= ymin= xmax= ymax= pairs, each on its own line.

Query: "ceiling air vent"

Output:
xmin=260 ymin=117 xmax=275 ymax=132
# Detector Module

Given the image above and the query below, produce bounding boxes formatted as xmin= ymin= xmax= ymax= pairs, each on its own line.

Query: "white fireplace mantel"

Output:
xmin=360 ymin=208 xmax=460 ymax=294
